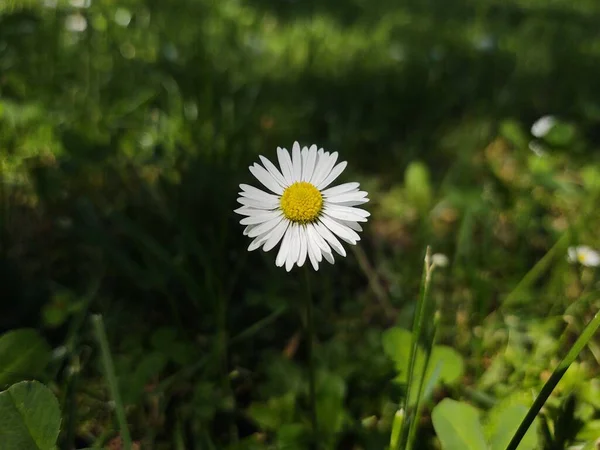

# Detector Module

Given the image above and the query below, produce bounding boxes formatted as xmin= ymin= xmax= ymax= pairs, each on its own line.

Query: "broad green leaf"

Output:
xmin=0 ymin=380 xmax=61 ymax=450
xmin=581 ymin=441 xmax=600 ymax=450
xmin=429 ymin=346 xmax=464 ymax=384
xmin=247 ymin=392 xmax=296 ymax=430
xmin=500 ymin=119 xmax=528 ymax=148
xmin=581 ymin=165 xmax=600 ymax=193
xmin=488 ymin=404 xmax=538 ymax=450
xmin=432 ymin=399 xmax=487 ymax=450
xmin=316 ymin=371 xmax=347 ymax=436
xmin=382 ymin=327 xmax=413 ymax=379
xmin=383 ymin=328 xmax=464 ymax=390
xmin=575 ymin=419 xmax=600 ymax=441
xmin=276 ymin=423 xmax=309 ymax=449
xmin=405 ymin=161 xmax=432 ymax=212
xmin=0 ymin=329 xmax=51 ymax=387
xmin=544 ymin=122 xmax=576 ymax=146
xmin=406 ymin=347 xmax=465 ymax=404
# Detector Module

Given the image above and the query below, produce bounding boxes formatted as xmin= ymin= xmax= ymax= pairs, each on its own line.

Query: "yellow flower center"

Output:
xmin=280 ymin=182 xmax=323 ymax=223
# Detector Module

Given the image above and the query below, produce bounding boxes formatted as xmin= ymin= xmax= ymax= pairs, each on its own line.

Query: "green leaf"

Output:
xmin=581 ymin=441 xmax=600 ymax=450
xmin=429 ymin=346 xmax=465 ymax=385
xmin=405 ymin=161 xmax=432 ymax=213
xmin=544 ymin=122 xmax=576 ymax=146
xmin=276 ymin=423 xmax=309 ymax=449
xmin=316 ymin=371 xmax=347 ymax=436
xmin=382 ymin=327 xmax=413 ymax=379
xmin=580 ymin=165 xmax=600 ymax=194
xmin=0 ymin=380 xmax=62 ymax=450
xmin=432 ymin=399 xmax=488 ymax=450
xmin=500 ymin=119 xmax=528 ymax=148
xmin=383 ymin=328 xmax=464 ymax=392
xmin=487 ymin=404 xmax=538 ymax=450
xmin=247 ymin=392 xmax=296 ymax=430
xmin=0 ymin=329 xmax=52 ymax=387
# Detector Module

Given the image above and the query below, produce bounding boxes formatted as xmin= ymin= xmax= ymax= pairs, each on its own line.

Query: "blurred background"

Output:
xmin=2 ymin=0 xmax=600 ymax=448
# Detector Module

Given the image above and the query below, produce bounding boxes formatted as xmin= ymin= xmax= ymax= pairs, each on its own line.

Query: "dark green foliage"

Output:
xmin=3 ymin=0 xmax=600 ymax=448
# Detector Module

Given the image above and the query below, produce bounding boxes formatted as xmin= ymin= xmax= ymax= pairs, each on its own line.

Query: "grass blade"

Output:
xmin=397 ymin=246 xmax=433 ymax=449
xmin=91 ymin=314 xmax=132 ymax=450
xmin=506 ymin=309 xmax=600 ymax=450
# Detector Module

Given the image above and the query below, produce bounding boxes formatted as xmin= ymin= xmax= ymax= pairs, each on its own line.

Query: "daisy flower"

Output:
xmin=530 ymin=115 xmax=557 ymax=138
xmin=567 ymin=245 xmax=600 ymax=267
xmin=431 ymin=253 xmax=449 ymax=268
xmin=235 ymin=142 xmax=369 ymax=271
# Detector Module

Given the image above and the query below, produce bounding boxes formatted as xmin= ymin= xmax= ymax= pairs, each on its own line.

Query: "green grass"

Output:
xmin=2 ymin=0 xmax=600 ymax=448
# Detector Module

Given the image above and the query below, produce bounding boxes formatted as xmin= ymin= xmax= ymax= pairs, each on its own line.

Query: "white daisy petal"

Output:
xmin=248 ymin=233 xmax=270 ymax=251
xmin=300 ymin=147 xmax=309 ymax=181
xmin=326 ymin=191 xmax=368 ymax=204
xmin=322 ymin=248 xmax=335 ymax=265
xmin=249 ymin=164 xmax=285 ymax=194
xmin=320 ymin=215 xmax=360 ymax=244
xmin=333 ymin=198 xmax=370 ymax=207
xmin=321 ymin=182 xmax=360 ymax=197
xmin=317 ymin=161 xmax=348 ymax=190
xmin=247 ymin=217 xmax=284 ymax=239
xmin=239 ymin=183 xmax=279 ymax=198
xmin=238 ymin=189 xmax=280 ymax=203
xmin=325 ymin=203 xmax=370 ymax=217
xmin=303 ymin=145 xmax=318 ymax=182
xmin=277 ymin=147 xmax=294 ymax=185
xmin=338 ymin=219 xmax=363 ymax=232
xmin=259 ymin=156 xmax=287 ymax=187
xmin=285 ymin=224 xmax=300 ymax=272
xmin=306 ymin=236 xmax=320 ymax=270
xmin=323 ymin=206 xmax=369 ymax=223
xmin=237 ymin=197 xmax=279 ymax=209
xmin=297 ymin=226 xmax=308 ymax=267
xmin=243 ymin=225 xmax=254 ymax=236
xmin=292 ymin=142 xmax=302 ymax=182
xmin=240 ymin=210 xmax=281 ymax=226
xmin=311 ymin=152 xmax=337 ymax=187
xmin=276 ymin=227 xmax=293 ymax=267
xmin=314 ymin=221 xmax=347 ymax=257
xmin=234 ymin=206 xmax=261 ymax=216
xmin=306 ymin=223 xmax=331 ymax=255
xmin=263 ymin=220 xmax=289 ymax=252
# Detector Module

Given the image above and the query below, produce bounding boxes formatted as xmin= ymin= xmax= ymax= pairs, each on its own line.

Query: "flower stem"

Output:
xmin=305 ymin=267 xmax=318 ymax=448
xmin=506 ymin=309 xmax=600 ymax=450
xmin=91 ymin=314 xmax=132 ymax=450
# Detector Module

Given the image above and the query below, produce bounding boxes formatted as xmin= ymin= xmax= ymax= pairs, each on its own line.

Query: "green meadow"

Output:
xmin=2 ymin=0 xmax=600 ymax=448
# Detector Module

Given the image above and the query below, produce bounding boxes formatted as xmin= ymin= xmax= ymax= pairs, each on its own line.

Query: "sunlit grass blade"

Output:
xmin=407 ymin=310 xmax=440 ymax=449
xmin=390 ymin=409 xmax=404 ymax=450
xmin=396 ymin=246 xmax=433 ymax=450
xmin=506 ymin=309 xmax=600 ymax=450
xmin=91 ymin=314 xmax=132 ymax=450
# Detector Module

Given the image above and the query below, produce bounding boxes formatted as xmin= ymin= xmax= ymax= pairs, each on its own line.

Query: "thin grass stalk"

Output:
xmin=389 ymin=409 xmax=404 ymax=450
xmin=305 ymin=267 xmax=318 ymax=448
xmin=407 ymin=310 xmax=440 ymax=449
xmin=91 ymin=314 xmax=132 ymax=450
xmin=504 ymin=231 xmax=570 ymax=307
xmin=506 ymin=309 xmax=600 ymax=450
xmin=397 ymin=246 xmax=432 ymax=450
